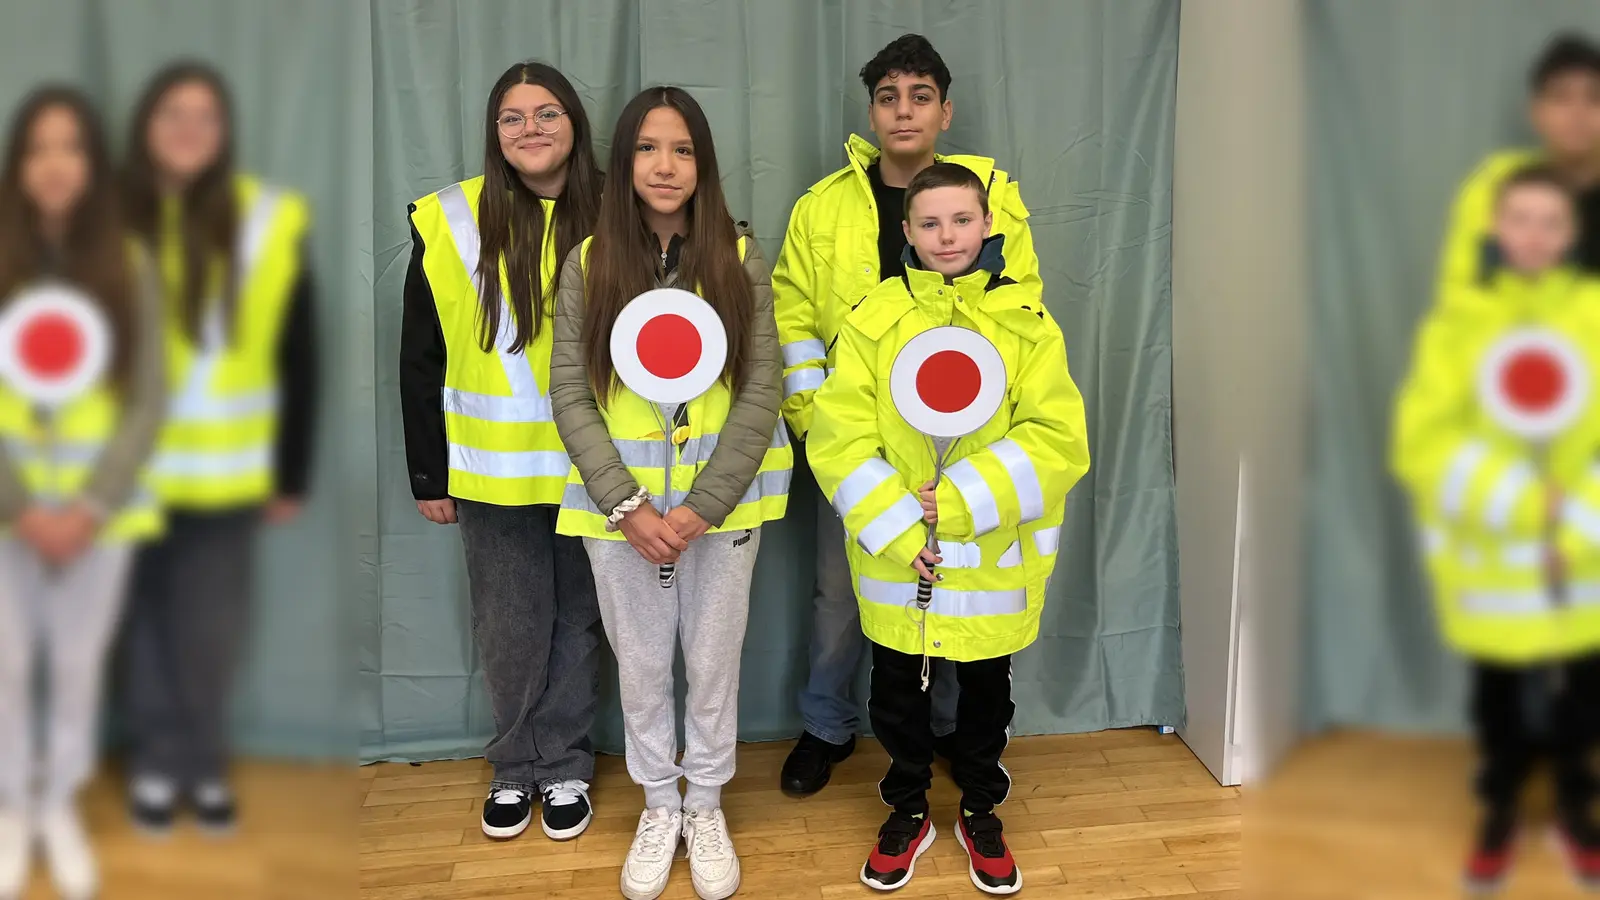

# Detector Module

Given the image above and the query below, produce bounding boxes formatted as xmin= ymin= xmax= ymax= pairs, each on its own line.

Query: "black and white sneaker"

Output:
xmin=481 ymin=787 xmax=533 ymax=839
xmin=128 ymin=774 xmax=177 ymax=837
xmin=540 ymin=780 xmax=593 ymax=840
xmin=192 ymin=779 xmax=238 ymax=836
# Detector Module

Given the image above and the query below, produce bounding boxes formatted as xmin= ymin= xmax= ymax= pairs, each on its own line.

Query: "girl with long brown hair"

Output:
xmin=549 ymin=86 xmax=789 ymax=900
xmin=0 ymin=87 xmax=165 ymax=900
xmin=398 ymin=60 xmax=605 ymax=843
xmin=116 ymin=61 xmax=318 ymax=836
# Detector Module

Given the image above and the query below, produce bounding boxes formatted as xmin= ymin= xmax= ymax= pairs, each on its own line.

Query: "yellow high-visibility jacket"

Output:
xmin=773 ymin=134 xmax=1041 ymax=440
xmin=408 ymin=175 xmax=569 ymax=506
xmin=149 ymin=172 xmax=309 ymax=509
xmin=1391 ymin=268 xmax=1600 ymax=662
xmin=808 ymin=240 xmax=1088 ymax=661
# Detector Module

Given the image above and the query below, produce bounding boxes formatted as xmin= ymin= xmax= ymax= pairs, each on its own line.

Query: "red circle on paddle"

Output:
xmin=1500 ymin=348 xmax=1565 ymax=413
xmin=18 ymin=312 xmax=84 ymax=380
xmin=916 ymin=349 xmax=982 ymax=413
xmin=637 ymin=314 xmax=701 ymax=380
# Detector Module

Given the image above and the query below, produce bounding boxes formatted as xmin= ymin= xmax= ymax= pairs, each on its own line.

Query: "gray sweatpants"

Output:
xmin=585 ymin=528 xmax=760 ymax=813
xmin=0 ymin=539 xmax=133 ymax=813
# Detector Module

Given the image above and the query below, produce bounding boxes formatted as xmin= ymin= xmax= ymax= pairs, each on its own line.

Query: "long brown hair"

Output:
xmin=476 ymin=61 xmax=603 ymax=352
xmin=122 ymin=61 xmax=235 ymax=342
xmin=0 ymin=87 xmax=134 ymax=389
xmin=582 ymin=87 xmax=752 ymax=399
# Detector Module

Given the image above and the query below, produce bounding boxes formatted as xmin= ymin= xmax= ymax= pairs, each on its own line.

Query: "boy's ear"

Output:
xmin=982 ymin=211 xmax=994 ymax=238
xmin=902 ymin=218 xmax=915 ymax=244
xmin=941 ymin=99 xmax=953 ymax=133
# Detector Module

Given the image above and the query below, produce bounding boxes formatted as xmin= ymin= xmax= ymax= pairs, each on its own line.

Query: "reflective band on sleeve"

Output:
xmin=858 ymin=575 xmax=1028 ymax=617
xmin=441 ymin=388 xmax=553 ymax=423
xmin=1459 ymin=590 xmax=1552 ymax=616
xmin=833 ymin=458 xmax=897 ymax=519
xmin=781 ymin=339 xmax=827 ymax=368
xmin=783 ymin=368 xmax=826 ymax=398
xmin=996 ymin=540 xmax=1022 ymax=568
xmin=1439 ymin=441 xmax=1490 ymax=518
xmin=856 ymin=494 xmax=924 ymax=556
xmin=1499 ymin=542 xmax=1542 ymax=568
xmin=990 ymin=439 xmax=1045 ymax=524
xmin=1484 ymin=462 xmax=1534 ymax=531
xmin=448 ymin=445 xmax=573 ymax=480
xmin=945 ymin=458 xmax=1000 ymax=535
xmin=1033 ymin=525 xmax=1061 ymax=557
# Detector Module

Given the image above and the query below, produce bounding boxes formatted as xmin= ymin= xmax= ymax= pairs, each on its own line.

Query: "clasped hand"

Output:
xmin=16 ymin=503 xmax=98 ymax=566
xmin=618 ymin=503 xmax=708 ymax=564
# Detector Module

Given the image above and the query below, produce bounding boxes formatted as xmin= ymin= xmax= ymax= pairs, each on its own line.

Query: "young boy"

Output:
xmin=809 ymin=163 xmax=1088 ymax=894
xmin=1438 ymin=32 xmax=1600 ymax=293
xmin=1392 ymin=167 xmax=1600 ymax=893
xmin=773 ymin=32 xmax=1044 ymax=798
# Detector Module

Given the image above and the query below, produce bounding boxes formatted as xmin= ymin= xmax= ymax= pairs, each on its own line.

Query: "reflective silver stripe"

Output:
xmin=781 ymin=339 xmax=827 ymax=368
xmin=1484 ymin=462 xmax=1534 ymax=530
xmin=858 ymin=575 xmax=1028 ymax=617
xmin=1033 ymin=525 xmax=1061 ymax=557
xmin=680 ymin=434 xmax=719 ymax=466
xmin=608 ymin=438 xmax=671 ymax=468
xmin=447 ymin=444 xmax=571 ymax=480
xmin=1460 ymin=590 xmax=1552 ymax=616
xmin=1565 ymin=497 xmax=1600 ymax=544
xmin=990 ymin=439 xmax=1045 ymax=524
xmin=1499 ymin=542 xmax=1542 ymax=569
xmin=783 ymin=368 xmax=826 ymax=398
xmin=441 ymin=387 xmax=552 ymax=423
xmin=857 ymin=494 xmax=924 ymax=556
xmin=169 ymin=387 xmax=278 ymax=423
xmin=736 ymin=468 xmax=793 ymax=505
xmin=945 ymin=458 xmax=999 ymax=535
xmin=939 ymin=541 xmax=983 ymax=569
xmin=239 ymin=186 xmax=281 ymax=275
xmin=1439 ymin=441 xmax=1490 ymax=518
xmin=436 ymin=181 xmax=545 ymax=412
xmin=996 ymin=540 xmax=1023 ymax=568
xmin=833 ymin=458 xmax=897 ymax=519
xmin=1569 ymin=583 xmax=1600 ymax=606
xmin=4 ymin=440 xmax=102 ymax=465
xmin=151 ymin=445 xmax=270 ymax=477
xmin=560 ymin=481 xmax=603 ymax=513
xmin=771 ymin=423 xmax=790 ymax=448
xmin=1419 ymin=527 xmax=1445 ymax=556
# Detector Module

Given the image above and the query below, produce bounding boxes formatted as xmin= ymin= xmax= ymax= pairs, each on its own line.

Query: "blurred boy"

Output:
xmin=808 ymin=164 xmax=1088 ymax=894
xmin=1393 ymin=167 xmax=1600 ymax=893
xmin=1438 ymin=32 xmax=1600 ymax=293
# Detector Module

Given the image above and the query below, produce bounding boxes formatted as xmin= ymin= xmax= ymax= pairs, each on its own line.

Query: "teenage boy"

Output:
xmin=772 ymin=33 xmax=1042 ymax=798
xmin=1438 ymin=32 xmax=1600 ymax=292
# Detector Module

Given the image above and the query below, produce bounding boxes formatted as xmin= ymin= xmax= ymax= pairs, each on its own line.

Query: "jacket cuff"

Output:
xmin=680 ymin=492 xmax=730 ymax=528
xmin=882 ymin=520 xmax=928 ymax=568
xmin=935 ymin=477 xmax=975 ymax=541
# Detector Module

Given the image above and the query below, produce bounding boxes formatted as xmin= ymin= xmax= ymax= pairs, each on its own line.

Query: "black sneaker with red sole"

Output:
xmin=1554 ymin=813 xmax=1600 ymax=891
xmin=1463 ymin=807 xmax=1516 ymax=895
xmin=955 ymin=810 xmax=1021 ymax=895
xmin=860 ymin=810 xmax=935 ymax=891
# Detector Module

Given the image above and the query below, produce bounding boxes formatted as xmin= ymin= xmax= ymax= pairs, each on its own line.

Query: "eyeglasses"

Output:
xmin=498 ymin=109 xmax=567 ymax=138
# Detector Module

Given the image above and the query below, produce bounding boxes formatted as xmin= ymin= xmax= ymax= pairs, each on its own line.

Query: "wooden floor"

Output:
xmin=357 ymin=729 xmax=1242 ymax=899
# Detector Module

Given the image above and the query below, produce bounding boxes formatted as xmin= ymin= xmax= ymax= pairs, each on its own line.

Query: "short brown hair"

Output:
xmin=1496 ymin=163 xmax=1577 ymax=209
xmin=904 ymin=162 xmax=988 ymax=221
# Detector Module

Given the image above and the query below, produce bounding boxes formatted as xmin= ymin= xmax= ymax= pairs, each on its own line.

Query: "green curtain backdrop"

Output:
xmin=363 ymin=0 xmax=1182 ymax=762
xmin=0 ymin=0 xmax=364 ymax=757
xmin=1304 ymin=0 xmax=1600 ymax=732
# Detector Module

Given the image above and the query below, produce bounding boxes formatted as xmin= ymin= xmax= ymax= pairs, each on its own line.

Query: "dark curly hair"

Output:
xmin=1529 ymin=32 xmax=1600 ymax=93
xmin=859 ymin=33 xmax=951 ymax=100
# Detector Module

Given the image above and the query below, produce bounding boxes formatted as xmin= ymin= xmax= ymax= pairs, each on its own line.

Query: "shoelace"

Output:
xmin=634 ymin=810 xmax=677 ymax=860
xmin=686 ymin=810 xmax=729 ymax=860
xmin=542 ymin=780 xmax=589 ymax=808
xmin=490 ymin=788 xmax=527 ymax=806
xmin=965 ymin=813 xmax=1007 ymax=858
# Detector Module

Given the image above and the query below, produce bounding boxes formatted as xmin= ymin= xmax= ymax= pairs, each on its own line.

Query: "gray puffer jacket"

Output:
xmin=550 ymin=224 xmax=781 ymax=526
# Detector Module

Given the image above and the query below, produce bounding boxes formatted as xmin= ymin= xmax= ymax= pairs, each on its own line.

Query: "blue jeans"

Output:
xmin=799 ymin=483 xmax=957 ymax=744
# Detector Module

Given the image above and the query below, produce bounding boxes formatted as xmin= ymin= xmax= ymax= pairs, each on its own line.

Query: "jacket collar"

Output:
xmin=844 ymin=134 xmax=999 ymax=199
xmin=897 ymin=234 xmax=1010 ymax=320
xmin=1486 ymin=264 xmax=1584 ymax=313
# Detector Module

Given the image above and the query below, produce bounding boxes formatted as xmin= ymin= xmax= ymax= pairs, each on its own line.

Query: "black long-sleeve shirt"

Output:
xmin=1578 ymin=183 xmax=1600 ymax=274
xmin=273 ymin=264 xmax=317 ymax=498
xmin=399 ymin=212 xmax=450 ymax=501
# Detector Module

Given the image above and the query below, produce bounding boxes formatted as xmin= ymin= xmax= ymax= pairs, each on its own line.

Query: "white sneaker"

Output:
xmin=620 ymin=807 xmax=682 ymax=900
xmin=683 ymin=808 xmax=740 ymax=900
xmin=38 ymin=807 xmax=96 ymax=900
xmin=0 ymin=811 xmax=28 ymax=900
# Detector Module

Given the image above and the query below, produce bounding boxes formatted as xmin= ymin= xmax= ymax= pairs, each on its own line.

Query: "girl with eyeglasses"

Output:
xmin=399 ymin=60 xmax=606 ymax=843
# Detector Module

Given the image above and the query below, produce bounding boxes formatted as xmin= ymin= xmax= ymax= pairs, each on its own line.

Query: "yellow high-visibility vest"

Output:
xmin=409 ymin=176 xmax=569 ymax=505
xmin=149 ymin=173 xmax=309 ymax=509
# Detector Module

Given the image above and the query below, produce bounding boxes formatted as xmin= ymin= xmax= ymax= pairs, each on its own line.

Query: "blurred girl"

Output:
xmin=550 ymin=86 xmax=789 ymax=900
xmin=0 ymin=87 xmax=165 ymax=900
xmin=400 ymin=61 xmax=605 ymax=841
xmin=117 ymin=62 xmax=317 ymax=834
